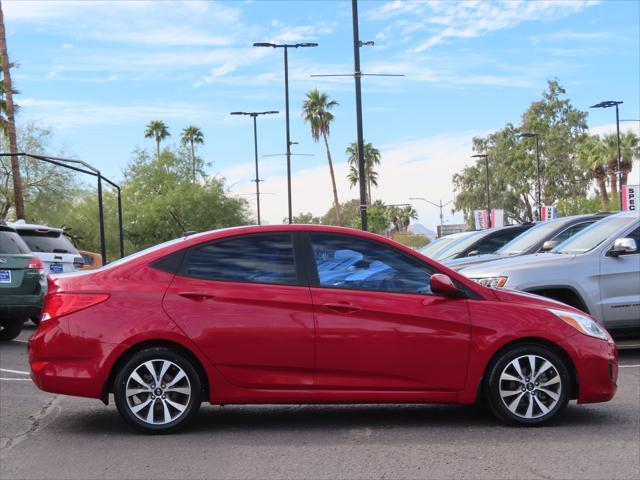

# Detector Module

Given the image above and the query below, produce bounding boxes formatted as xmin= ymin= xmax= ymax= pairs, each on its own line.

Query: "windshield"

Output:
xmin=497 ymin=221 xmax=560 ymax=255
xmin=17 ymin=230 xmax=78 ymax=254
xmin=420 ymin=232 xmax=471 ymax=258
xmin=0 ymin=229 xmax=31 ymax=254
xmin=433 ymin=230 xmax=488 ymax=260
xmin=553 ymin=216 xmax=636 ymax=254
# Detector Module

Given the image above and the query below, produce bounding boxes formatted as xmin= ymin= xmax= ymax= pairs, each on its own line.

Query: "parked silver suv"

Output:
xmin=460 ymin=211 xmax=640 ymax=332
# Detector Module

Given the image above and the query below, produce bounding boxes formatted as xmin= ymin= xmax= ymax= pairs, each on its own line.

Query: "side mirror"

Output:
xmin=431 ymin=273 xmax=465 ymax=297
xmin=541 ymin=239 xmax=560 ymax=252
xmin=467 ymin=250 xmax=480 ymax=257
xmin=608 ymin=238 xmax=638 ymax=257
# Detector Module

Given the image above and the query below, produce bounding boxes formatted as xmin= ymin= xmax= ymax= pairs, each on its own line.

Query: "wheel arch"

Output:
xmin=101 ymin=339 xmax=210 ymax=405
xmin=523 ymin=285 xmax=590 ymax=314
xmin=476 ymin=337 xmax=579 ymax=403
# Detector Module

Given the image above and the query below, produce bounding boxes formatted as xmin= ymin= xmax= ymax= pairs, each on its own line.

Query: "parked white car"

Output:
xmin=460 ymin=211 xmax=640 ymax=333
xmin=7 ymin=221 xmax=84 ymax=277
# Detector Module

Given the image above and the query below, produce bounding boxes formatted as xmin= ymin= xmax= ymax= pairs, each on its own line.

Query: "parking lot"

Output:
xmin=0 ymin=324 xmax=638 ymax=480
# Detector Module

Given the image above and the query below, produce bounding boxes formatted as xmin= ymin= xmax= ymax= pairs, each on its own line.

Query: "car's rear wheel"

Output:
xmin=485 ymin=344 xmax=570 ymax=426
xmin=113 ymin=348 xmax=202 ymax=434
xmin=0 ymin=322 xmax=23 ymax=341
xmin=30 ymin=316 xmax=41 ymax=326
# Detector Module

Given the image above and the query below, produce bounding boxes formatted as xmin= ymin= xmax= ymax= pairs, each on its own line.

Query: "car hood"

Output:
xmin=443 ymin=253 xmax=506 ymax=271
xmin=491 ymin=288 xmax=581 ymax=312
xmin=458 ymin=252 xmax=577 ymax=278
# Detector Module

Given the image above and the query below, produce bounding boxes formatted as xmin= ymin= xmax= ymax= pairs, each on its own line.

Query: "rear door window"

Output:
xmin=0 ymin=229 xmax=31 ymax=254
xmin=182 ymin=234 xmax=299 ymax=286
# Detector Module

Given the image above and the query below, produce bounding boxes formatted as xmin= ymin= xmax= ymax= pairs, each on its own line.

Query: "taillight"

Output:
xmin=28 ymin=258 xmax=43 ymax=270
xmin=42 ymin=293 xmax=109 ymax=321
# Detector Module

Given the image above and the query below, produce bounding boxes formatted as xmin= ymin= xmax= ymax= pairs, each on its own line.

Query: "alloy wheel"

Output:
xmin=498 ymin=354 xmax=562 ymax=420
xmin=125 ymin=359 xmax=192 ymax=425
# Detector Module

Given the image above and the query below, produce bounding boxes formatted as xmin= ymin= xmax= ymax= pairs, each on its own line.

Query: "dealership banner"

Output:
xmin=622 ymin=185 xmax=638 ymax=211
xmin=474 ymin=209 xmax=504 ymax=229
xmin=541 ymin=205 xmax=557 ymax=221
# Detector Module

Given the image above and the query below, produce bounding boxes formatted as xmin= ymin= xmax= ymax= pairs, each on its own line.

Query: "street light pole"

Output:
xmin=472 ymin=154 xmax=491 ymax=228
xmin=518 ymin=132 xmax=541 ymax=221
xmin=590 ymin=100 xmax=624 ymax=208
xmin=230 ymin=110 xmax=279 ymax=225
xmin=409 ymin=197 xmax=453 ymax=237
xmin=253 ymin=42 xmax=318 ymax=224
xmin=351 ymin=0 xmax=368 ymax=231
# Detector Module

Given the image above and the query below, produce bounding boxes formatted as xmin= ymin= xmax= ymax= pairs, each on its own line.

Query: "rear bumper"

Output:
xmin=28 ymin=322 xmax=125 ymax=399
xmin=0 ymin=297 xmax=42 ymax=322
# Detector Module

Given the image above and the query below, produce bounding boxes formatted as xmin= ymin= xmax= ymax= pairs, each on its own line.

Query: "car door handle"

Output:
xmin=178 ymin=291 xmax=216 ymax=302
xmin=323 ymin=303 xmax=361 ymax=314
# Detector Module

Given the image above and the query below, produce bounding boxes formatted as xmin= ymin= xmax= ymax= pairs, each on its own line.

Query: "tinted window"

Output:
xmin=472 ymin=227 xmax=528 ymax=255
xmin=310 ymin=234 xmax=433 ymax=294
xmin=0 ymin=229 xmax=31 ymax=254
xmin=552 ymin=221 xmax=594 ymax=244
xmin=17 ymin=230 xmax=78 ymax=254
xmin=554 ymin=216 xmax=636 ymax=254
xmin=184 ymin=234 xmax=298 ymax=285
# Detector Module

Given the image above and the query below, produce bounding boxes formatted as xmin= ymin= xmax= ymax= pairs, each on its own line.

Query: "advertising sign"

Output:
xmin=622 ymin=185 xmax=638 ymax=212
xmin=541 ymin=205 xmax=557 ymax=221
xmin=474 ymin=209 xmax=504 ymax=229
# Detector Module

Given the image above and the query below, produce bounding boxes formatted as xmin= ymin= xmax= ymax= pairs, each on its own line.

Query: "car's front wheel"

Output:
xmin=485 ymin=344 xmax=570 ymax=426
xmin=113 ymin=348 xmax=202 ymax=434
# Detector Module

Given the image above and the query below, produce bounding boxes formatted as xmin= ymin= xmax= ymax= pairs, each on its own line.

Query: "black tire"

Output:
xmin=113 ymin=348 xmax=202 ymax=434
xmin=30 ymin=316 xmax=41 ymax=327
xmin=484 ymin=343 xmax=570 ymax=426
xmin=0 ymin=322 xmax=23 ymax=341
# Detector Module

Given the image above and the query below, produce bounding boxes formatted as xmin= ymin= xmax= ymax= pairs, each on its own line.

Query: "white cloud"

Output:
xmin=365 ymin=1 xmax=600 ymax=52
xmin=19 ymin=98 xmax=220 ymax=129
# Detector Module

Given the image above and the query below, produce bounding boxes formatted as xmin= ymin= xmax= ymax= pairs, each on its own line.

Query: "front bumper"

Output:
xmin=567 ymin=335 xmax=618 ymax=404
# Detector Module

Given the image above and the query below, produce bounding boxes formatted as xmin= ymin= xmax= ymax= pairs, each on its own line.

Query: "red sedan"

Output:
xmin=28 ymin=225 xmax=618 ymax=433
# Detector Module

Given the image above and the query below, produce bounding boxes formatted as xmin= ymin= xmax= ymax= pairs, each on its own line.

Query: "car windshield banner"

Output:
xmin=541 ymin=205 xmax=557 ymax=221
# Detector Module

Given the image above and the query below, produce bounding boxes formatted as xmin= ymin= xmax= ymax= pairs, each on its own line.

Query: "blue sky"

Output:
xmin=4 ymin=0 xmax=640 ymax=229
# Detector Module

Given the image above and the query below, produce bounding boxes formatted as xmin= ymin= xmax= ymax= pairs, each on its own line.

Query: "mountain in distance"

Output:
xmin=408 ymin=223 xmax=437 ymax=239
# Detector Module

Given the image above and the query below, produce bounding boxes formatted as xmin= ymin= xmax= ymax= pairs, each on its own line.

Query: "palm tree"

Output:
xmin=388 ymin=205 xmax=418 ymax=232
xmin=180 ymin=126 xmax=204 ymax=183
xmin=302 ymin=89 xmax=341 ymax=224
xmin=578 ymin=135 xmax=609 ymax=209
xmin=0 ymin=5 xmax=24 ymax=220
xmin=614 ymin=131 xmax=640 ymax=187
xmin=144 ymin=120 xmax=170 ymax=159
xmin=346 ymin=142 xmax=381 ymax=205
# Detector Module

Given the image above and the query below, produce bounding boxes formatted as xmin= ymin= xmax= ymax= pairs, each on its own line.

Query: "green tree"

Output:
xmin=367 ymin=199 xmax=389 ymax=234
xmin=453 ymin=80 xmax=591 ymax=223
xmin=144 ymin=120 xmax=171 ymax=159
xmin=121 ymin=148 xmax=250 ymax=252
xmin=346 ymin=142 xmax=381 ymax=205
xmin=387 ymin=205 xmax=417 ymax=232
xmin=578 ymin=135 xmax=609 ymax=209
xmin=180 ymin=125 xmax=205 ymax=183
xmin=322 ymin=199 xmax=360 ymax=228
xmin=1 ymin=123 xmax=81 ymax=221
xmin=302 ymin=89 xmax=341 ymax=224
xmin=288 ymin=212 xmax=322 ymax=224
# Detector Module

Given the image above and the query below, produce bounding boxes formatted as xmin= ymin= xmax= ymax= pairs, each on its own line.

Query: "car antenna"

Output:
xmin=168 ymin=209 xmax=198 ymax=237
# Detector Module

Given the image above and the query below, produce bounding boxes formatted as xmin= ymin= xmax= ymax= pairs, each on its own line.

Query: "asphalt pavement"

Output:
xmin=1 ymin=324 xmax=639 ymax=480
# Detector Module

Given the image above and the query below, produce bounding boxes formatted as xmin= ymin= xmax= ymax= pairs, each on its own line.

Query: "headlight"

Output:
xmin=472 ymin=276 xmax=508 ymax=288
xmin=548 ymin=308 xmax=608 ymax=340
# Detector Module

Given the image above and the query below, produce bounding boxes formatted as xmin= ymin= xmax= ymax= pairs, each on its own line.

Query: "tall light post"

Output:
xmin=591 ymin=100 xmax=623 ymax=208
xmin=518 ymin=132 xmax=541 ymax=221
xmin=253 ymin=42 xmax=318 ymax=224
xmin=230 ymin=110 xmax=279 ymax=225
xmin=409 ymin=197 xmax=453 ymax=237
xmin=472 ymin=153 xmax=491 ymax=228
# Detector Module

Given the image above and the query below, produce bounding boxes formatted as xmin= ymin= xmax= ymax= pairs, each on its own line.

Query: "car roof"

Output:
xmin=6 ymin=221 xmax=64 ymax=233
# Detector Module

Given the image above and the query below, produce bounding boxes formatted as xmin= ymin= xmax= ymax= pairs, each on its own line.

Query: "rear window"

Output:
xmin=16 ymin=230 xmax=78 ymax=254
xmin=0 ymin=229 xmax=31 ymax=254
